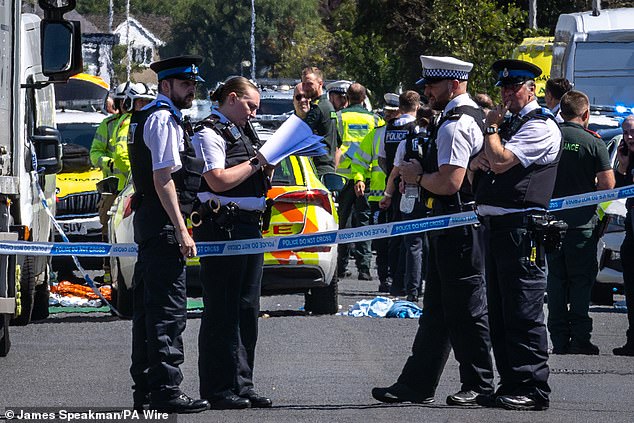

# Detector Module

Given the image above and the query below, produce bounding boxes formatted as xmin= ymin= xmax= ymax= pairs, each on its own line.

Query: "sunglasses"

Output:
xmin=295 ymin=94 xmax=308 ymax=101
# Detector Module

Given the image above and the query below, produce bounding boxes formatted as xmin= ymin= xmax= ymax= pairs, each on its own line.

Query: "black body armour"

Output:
xmin=383 ymin=118 xmax=419 ymax=177
xmin=417 ymin=106 xmax=485 ymax=216
xmin=474 ymin=108 xmax=562 ymax=210
xmin=128 ymin=102 xmax=204 ymax=216
xmin=194 ymin=117 xmax=267 ymax=198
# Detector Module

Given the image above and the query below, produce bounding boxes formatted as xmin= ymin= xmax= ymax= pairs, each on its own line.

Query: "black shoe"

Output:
xmin=338 ymin=270 xmax=352 ymax=278
xmin=358 ymin=271 xmax=373 ymax=281
xmin=613 ymin=343 xmax=634 ymax=356
xmin=446 ymin=390 xmax=479 ymax=406
xmin=550 ymin=345 xmax=569 ymax=354
xmin=496 ymin=394 xmax=549 ymax=411
xmin=133 ymin=391 xmax=150 ymax=411
xmin=150 ymin=393 xmax=210 ymax=414
xmin=241 ymin=391 xmax=272 ymax=408
xmin=378 ymin=283 xmax=391 ymax=293
xmin=371 ymin=383 xmax=434 ymax=404
xmin=475 ymin=393 xmax=498 ymax=408
xmin=406 ymin=294 xmax=418 ymax=303
xmin=568 ymin=340 xmax=599 ymax=355
xmin=209 ymin=394 xmax=251 ymax=410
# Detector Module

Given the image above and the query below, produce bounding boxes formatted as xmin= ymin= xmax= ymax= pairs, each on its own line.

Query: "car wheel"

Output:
xmin=113 ymin=258 xmax=133 ymax=319
xmin=305 ymin=272 xmax=339 ymax=315
xmin=31 ymin=282 xmax=50 ymax=321
xmin=591 ymin=283 xmax=614 ymax=306
xmin=0 ymin=314 xmax=10 ymax=357
xmin=11 ymin=256 xmax=36 ymax=326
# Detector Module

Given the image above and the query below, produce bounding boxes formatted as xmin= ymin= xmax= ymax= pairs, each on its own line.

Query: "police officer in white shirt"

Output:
xmin=470 ymin=59 xmax=562 ymax=411
xmin=373 ymin=56 xmax=494 ymax=407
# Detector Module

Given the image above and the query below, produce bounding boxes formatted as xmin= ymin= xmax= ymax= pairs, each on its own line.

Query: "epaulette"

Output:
xmin=531 ymin=107 xmax=556 ymax=121
xmin=583 ymin=127 xmax=601 ymax=138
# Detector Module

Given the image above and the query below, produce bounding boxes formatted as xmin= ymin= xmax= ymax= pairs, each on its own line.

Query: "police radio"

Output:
xmin=223 ymin=123 xmax=242 ymax=143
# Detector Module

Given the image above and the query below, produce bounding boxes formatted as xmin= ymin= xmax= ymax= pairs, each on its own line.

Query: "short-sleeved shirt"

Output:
xmin=435 ymin=93 xmax=483 ymax=169
xmin=142 ymin=94 xmax=184 ymax=173
xmin=553 ymin=121 xmax=612 ymax=227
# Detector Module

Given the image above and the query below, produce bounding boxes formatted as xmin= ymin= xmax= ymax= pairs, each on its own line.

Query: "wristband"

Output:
xmin=383 ymin=191 xmax=392 ymax=198
xmin=415 ymin=174 xmax=423 ymax=186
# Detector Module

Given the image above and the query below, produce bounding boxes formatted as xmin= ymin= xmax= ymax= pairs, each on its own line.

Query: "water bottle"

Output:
xmin=400 ymin=184 xmax=419 ymax=214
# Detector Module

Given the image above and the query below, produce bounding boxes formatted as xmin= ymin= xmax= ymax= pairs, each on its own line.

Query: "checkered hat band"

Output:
xmin=423 ymin=68 xmax=469 ymax=80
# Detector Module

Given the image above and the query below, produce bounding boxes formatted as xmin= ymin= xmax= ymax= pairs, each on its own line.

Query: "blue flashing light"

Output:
xmin=615 ymin=105 xmax=628 ymax=114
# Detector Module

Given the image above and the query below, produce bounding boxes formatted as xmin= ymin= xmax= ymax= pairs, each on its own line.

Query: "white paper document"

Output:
xmin=258 ymin=114 xmax=327 ymax=165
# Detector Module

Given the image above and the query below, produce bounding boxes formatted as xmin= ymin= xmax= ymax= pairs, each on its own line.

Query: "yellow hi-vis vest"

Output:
xmin=336 ymin=105 xmax=384 ymax=177
xmin=350 ymin=126 xmax=387 ymax=202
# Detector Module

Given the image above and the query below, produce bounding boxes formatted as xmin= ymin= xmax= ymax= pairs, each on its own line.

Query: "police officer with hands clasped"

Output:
xmin=190 ymin=76 xmax=273 ymax=410
xmin=471 ymin=59 xmax=562 ymax=411
xmin=127 ymin=55 xmax=209 ymax=414
xmin=373 ymin=55 xmax=494 ymax=407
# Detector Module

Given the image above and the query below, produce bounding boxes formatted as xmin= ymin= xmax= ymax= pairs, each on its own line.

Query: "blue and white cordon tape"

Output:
xmin=3 ymin=184 xmax=632 ymax=259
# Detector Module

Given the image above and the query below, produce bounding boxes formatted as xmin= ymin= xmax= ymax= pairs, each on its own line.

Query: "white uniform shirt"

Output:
xmin=435 ymin=93 xmax=484 ymax=169
xmin=551 ymin=103 xmax=564 ymax=123
xmin=379 ymin=114 xmax=416 ymax=161
xmin=141 ymin=94 xmax=184 ymax=172
xmin=477 ymin=99 xmax=562 ymax=216
xmin=191 ymin=110 xmax=266 ymax=211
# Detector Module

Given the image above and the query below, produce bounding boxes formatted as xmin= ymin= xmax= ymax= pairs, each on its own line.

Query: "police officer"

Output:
xmin=547 ymin=90 xmax=614 ymax=355
xmin=326 ymin=79 xmax=352 ymax=112
xmin=191 ymin=76 xmax=273 ymax=410
xmin=379 ymin=91 xmax=421 ymax=297
xmin=471 ymin=59 xmax=562 ymax=411
xmin=127 ymin=55 xmax=209 ymax=414
xmin=614 ymin=115 xmax=634 ymax=356
xmin=302 ymin=67 xmax=339 ymax=176
xmin=372 ymin=56 xmax=494 ymax=406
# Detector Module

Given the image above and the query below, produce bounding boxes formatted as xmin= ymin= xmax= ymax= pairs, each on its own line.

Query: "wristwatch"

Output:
xmin=485 ymin=125 xmax=499 ymax=135
xmin=249 ymin=157 xmax=260 ymax=167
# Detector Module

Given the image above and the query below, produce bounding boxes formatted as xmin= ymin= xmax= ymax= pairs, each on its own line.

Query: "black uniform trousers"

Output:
xmin=337 ymin=180 xmax=372 ymax=274
xmin=370 ymin=201 xmax=389 ymax=283
xmin=194 ymin=218 xmax=263 ymax=401
xmin=130 ymin=222 xmax=187 ymax=401
xmin=481 ymin=213 xmax=551 ymax=401
xmin=400 ymin=199 xmax=427 ymax=298
xmin=621 ymin=210 xmax=634 ymax=345
xmin=397 ymin=225 xmax=494 ymax=396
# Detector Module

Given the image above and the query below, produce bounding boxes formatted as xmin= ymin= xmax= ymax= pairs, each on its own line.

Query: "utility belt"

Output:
xmin=190 ymin=197 xmax=273 ymax=237
xmin=424 ymin=196 xmax=475 ymax=217
xmin=478 ymin=211 xmax=568 ymax=266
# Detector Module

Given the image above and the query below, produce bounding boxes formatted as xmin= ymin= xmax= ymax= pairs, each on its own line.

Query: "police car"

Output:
xmin=593 ymin=132 xmax=627 ymax=304
xmin=252 ymin=86 xmax=294 ymax=128
xmin=108 ymin=127 xmax=339 ymax=317
xmin=52 ymin=109 xmax=107 ymax=276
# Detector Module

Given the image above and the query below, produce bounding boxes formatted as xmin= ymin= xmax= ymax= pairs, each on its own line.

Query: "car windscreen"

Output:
xmin=272 ymin=156 xmax=298 ymax=186
xmin=258 ymin=98 xmax=293 ymax=115
xmin=57 ymin=122 xmax=100 ymax=150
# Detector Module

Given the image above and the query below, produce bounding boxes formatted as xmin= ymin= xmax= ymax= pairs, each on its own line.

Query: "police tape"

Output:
xmin=2 ymin=184 xmax=633 ymax=258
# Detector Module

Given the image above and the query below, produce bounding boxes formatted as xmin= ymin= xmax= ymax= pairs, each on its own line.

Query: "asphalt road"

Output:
xmin=1 ymin=273 xmax=633 ymax=423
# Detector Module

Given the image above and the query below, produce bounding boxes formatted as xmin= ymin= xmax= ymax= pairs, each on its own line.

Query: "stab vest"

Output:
xmin=384 ymin=117 xmax=419 ymax=177
xmin=128 ymin=102 xmax=204 ymax=216
xmin=418 ymin=106 xmax=485 ymax=215
xmin=474 ymin=108 xmax=562 ymax=210
xmin=194 ymin=116 xmax=266 ymax=198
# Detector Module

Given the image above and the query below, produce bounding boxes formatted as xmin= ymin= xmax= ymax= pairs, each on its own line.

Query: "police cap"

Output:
xmin=326 ymin=80 xmax=352 ymax=95
xmin=417 ymin=55 xmax=473 ymax=85
xmin=150 ymin=55 xmax=205 ymax=82
xmin=492 ymin=59 xmax=541 ymax=87
xmin=384 ymin=93 xmax=399 ymax=110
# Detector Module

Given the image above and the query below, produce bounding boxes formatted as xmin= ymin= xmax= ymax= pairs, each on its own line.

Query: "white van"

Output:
xmin=551 ymin=8 xmax=634 ymax=108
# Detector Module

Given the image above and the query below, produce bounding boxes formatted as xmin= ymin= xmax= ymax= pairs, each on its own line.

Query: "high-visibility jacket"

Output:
xmin=90 ymin=113 xmax=121 ymax=175
xmin=109 ymin=113 xmax=132 ymax=191
xmin=336 ymin=104 xmax=384 ymax=177
xmin=350 ymin=126 xmax=387 ymax=202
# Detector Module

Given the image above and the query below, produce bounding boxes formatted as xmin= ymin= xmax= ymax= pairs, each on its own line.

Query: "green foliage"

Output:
xmin=111 ymin=44 xmax=144 ymax=85
xmin=425 ymin=0 xmax=526 ymax=98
